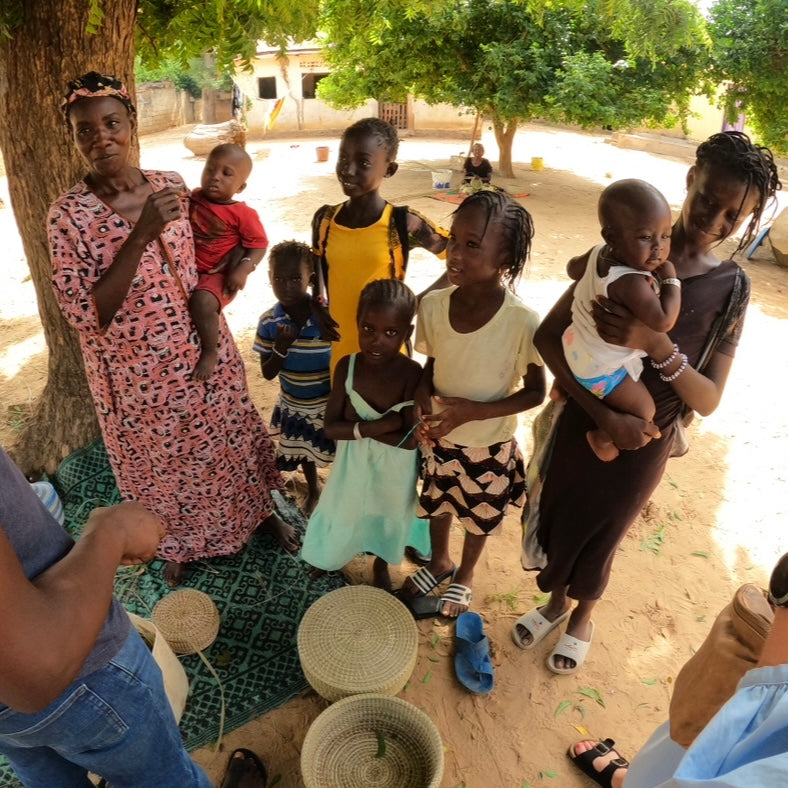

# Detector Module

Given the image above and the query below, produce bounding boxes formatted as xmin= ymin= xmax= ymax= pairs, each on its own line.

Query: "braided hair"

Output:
xmin=694 ymin=131 xmax=782 ymax=250
xmin=356 ymin=278 xmax=417 ymax=324
xmin=454 ymin=190 xmax=534 ymax=286
xmin=342 ymin=118 xmax=399 ymax=161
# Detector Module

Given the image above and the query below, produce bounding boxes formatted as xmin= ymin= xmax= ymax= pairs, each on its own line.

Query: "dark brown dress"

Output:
xmin=535 ymin=261 xmax=749 ymax=599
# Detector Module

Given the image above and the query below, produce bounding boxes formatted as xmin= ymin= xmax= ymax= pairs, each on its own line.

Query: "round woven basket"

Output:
xmin=301 ymin=693 xmax=443 ymax=788
xmin=297 ymin=585 xmax=417 ymax=701
xmin=151 ymin=589 xmax=220 ymax=655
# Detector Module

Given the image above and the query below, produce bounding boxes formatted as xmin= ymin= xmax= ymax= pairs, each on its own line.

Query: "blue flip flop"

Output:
xmin=454 ymin=611 xmax=494 ymax=694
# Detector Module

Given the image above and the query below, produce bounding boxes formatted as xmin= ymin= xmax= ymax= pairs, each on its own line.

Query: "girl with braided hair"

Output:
xmin=300 ymin=279 xmax=430 ymax=590
xmin=514 ymin=131 xmax=781 ymax=677
xmin=400 ymin=190 xmax=546 ymax=617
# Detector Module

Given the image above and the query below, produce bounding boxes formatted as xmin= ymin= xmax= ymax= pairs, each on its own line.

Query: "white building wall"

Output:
xmin=235 ymin=53 xmax=474 ymax=134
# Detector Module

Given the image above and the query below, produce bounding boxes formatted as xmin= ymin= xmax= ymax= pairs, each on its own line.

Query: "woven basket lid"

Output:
xmin=297 ymin=586 xmax=418 ymax=701
xmin=301 ymin=693 xmax=444 ymax=788
xmin=151 ymin=589 xmax=220 ymax=655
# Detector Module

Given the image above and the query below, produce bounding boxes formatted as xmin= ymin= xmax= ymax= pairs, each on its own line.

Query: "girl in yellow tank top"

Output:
xmin=310 ymin=118 xmax=449 ymax=377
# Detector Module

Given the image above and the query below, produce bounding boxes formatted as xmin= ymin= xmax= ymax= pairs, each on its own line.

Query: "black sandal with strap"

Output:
xmin=568 ymin=738 xmax=629 ymax=788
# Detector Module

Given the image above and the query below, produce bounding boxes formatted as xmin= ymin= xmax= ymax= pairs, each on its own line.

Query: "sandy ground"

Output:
xmin=1 ymin=122 xmax=786 ymax=787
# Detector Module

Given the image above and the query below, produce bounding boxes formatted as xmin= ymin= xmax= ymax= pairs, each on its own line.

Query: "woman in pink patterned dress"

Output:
xmin=48 ymin=72 xmax=297 ymax=587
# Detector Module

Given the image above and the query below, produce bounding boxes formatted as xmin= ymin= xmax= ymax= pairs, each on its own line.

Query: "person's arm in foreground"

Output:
xmin=535 ymin=284 xmax=661 ymax=450
xmin=0 ymin=502 xmax=164 ymax=713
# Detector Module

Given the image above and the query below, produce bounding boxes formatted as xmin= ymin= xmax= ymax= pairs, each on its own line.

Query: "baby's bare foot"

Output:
xmin=193 ymin=350 xmax=218 ymax=381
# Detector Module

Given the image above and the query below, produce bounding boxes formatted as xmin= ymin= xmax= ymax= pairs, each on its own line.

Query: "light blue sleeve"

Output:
xmin=628 ymin=665 xmax=788 ymax=787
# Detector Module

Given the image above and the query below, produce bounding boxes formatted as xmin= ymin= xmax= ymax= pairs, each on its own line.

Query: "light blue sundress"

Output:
xmin=300 ymin=354 xmax=430 ymax=570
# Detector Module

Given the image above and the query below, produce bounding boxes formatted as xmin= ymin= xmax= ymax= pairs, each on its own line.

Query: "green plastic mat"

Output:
xmin=0 ymin=439 xmax=343 ymax=785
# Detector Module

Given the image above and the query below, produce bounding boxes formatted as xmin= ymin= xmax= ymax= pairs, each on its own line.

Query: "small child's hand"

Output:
xmin=422 ymin=396 xmax=478 ymax=440
xmin=376 ymin=411 xmax=403 ymax=434
xmin=224 ymin=265 xmax=250 ymax=297
xmin=657 ymin=259 xmax=677 ymax=279
xmin=274 ymin=323 xmax=297 ymax=354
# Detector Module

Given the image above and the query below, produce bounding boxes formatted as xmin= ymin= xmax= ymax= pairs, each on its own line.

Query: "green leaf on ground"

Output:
xmin=532 ymin=592 xmax=550 ymax=606
xmin=692 ymin=550 xmax=710 ymax=558
xmin=696 ymin=615 xmax=706 ymax=622
xmin=554 ymin=700 xmax=572 ymax=716
xmin=577 ymin=687 xmax=605 ymax=707
xmin=422 ymin=670 xmax=432 ymax=684
xmin=640 ymin=526 xmax=667 ymax=555
xmin=375 ymin=730 xmax=386 ymax=758
xmin=539 ymin=769 xmax=557 ymax=779
xmin=428 ymin=654 xmax=440 ymax=663
xmin=269 ymin=777 xmax=282 ymax=787
xmin=642 ymin=678 xmax=657 ymax=685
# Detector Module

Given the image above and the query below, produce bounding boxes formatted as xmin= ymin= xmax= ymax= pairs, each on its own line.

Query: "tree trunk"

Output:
xmin=0 ymin=0 xmax=137 ymax=475
xmin=492 ymin=115 xmax=519 ymax=179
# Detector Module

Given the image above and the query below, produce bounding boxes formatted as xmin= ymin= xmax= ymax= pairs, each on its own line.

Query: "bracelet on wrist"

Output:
xmin=651 ymin=343 xmax=679 ymax=370
xmin=240 ymin=256 xmax=256 ymax=270
xmin=661 ymin=277 xmax=681 ymax=289
xmin=272 ymin=347 xmax=288 ymax=359
xmin=353 ymin=422 xmax=363 ymax=440
xmin=658 ymin=353 xmax=688 ymax=383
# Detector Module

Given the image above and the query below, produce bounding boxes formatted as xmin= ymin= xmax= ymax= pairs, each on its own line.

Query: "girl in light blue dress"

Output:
xmin=300 ymin=279 xmax=430 ymax=590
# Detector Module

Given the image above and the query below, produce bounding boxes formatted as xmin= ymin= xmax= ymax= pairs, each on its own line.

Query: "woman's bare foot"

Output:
xmin=219 ymin=748 xmax=268 ymax=788
xmin=163 ymin=561 xmax=190 ymax=588
xmin=569 ymin=740 xmax=628 ymax=788
xmin=372 ymin=558 xmax=392 ymax=591
xmin=551 ymin=614 xmax=594 ymax=671
xmin=513 ymin=601 xmax=571 ymax=647
xmin=260 ymin=511 xmax=300 ymax=553
xmin=193 ymin=349 xmax=218 ymax=381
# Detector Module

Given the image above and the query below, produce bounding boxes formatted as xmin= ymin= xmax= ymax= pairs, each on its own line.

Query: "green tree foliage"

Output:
xmin=318 ymin=0 xmax=711 ymax=176
xmin=708 ymin=0 xmax=787 ymax=153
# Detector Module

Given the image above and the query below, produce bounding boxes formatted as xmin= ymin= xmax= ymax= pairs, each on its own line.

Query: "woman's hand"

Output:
xmin=134 ymin=187 xmax=183 ymax=244
xmin=597 ymin=409 xmax=661 ymax=451
xmin=591 ymin=296 xmax=672 ymax=359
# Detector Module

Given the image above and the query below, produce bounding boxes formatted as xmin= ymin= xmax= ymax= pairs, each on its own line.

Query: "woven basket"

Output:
xmin=301 ymin=693 xmax=443 ymax=788
xmin=297 ymin=586 xmax=417 ymax=701
xmin=151 ymin=589 xmax=220 ymax=655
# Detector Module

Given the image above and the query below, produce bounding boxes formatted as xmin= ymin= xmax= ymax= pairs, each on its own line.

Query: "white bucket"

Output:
xmin=431 ymin=169 xmax=452 ymax=190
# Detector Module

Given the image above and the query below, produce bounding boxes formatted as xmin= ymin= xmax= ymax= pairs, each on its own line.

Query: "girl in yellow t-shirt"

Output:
xmin=311 ymin=117 xmax=449 ymax=377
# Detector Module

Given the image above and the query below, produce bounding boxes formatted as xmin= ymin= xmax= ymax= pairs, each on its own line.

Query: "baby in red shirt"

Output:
xmin=189 ymin=143 xmax=268 ymax=379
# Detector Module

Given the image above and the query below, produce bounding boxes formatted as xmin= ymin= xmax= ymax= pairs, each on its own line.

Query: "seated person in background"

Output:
xmin=463 ymin=143 xmax=493 ymax=184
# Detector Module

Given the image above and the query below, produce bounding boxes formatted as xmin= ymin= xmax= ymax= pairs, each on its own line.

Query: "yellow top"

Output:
xmin=324 ymin=203 xmax=406 ymax=376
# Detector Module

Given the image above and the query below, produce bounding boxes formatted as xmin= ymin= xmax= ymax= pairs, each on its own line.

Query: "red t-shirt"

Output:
xmin=190 ymin=189 xmax=268 ymax=273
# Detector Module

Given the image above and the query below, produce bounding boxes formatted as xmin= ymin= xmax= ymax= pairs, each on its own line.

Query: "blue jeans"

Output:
xmin=0 ymin=627 xmax=212 ymax=787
